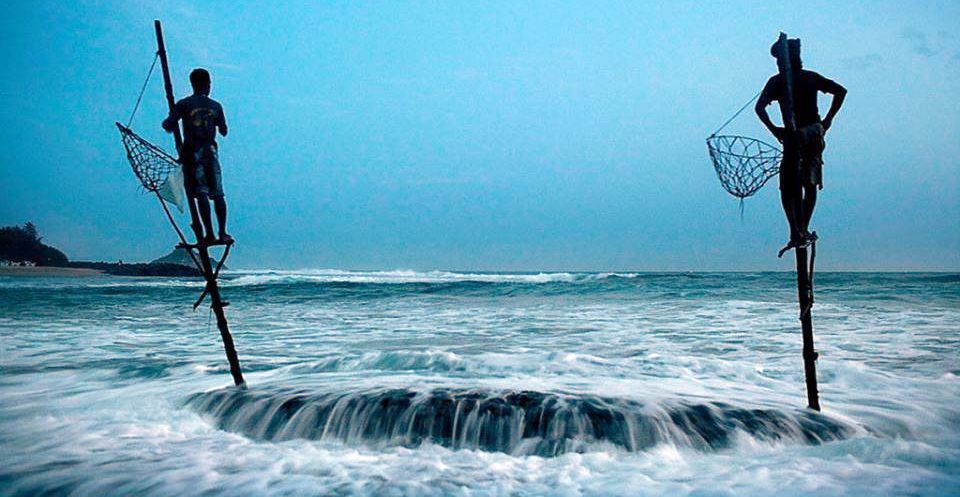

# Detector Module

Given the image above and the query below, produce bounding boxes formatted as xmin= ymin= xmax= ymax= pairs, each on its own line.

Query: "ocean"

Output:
xmin=0 ymin=270 xmax=957 ymax=496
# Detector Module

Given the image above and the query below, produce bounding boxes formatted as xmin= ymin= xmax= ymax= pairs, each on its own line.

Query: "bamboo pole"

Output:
xmin=776 ymin=32 xmax=820 ymax=410
xmin=155 ymin=19 xmax=245 ymax=387
xmin=153 ymin=191 xmax=202 ymax=271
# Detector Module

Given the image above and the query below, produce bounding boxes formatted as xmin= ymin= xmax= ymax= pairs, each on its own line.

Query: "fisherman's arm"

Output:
xmin=217 ymin=103 xmax=228 ymax=137
xmin=755 ymin=82 xmax=786 ymax=142
xmin=819 ymin=76 xmax=847 ymax=132
xmin=162 ymin=102 xmax=182 ymax=133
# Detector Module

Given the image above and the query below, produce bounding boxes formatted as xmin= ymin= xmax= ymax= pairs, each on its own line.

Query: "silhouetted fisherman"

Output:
xmin=162 ymin=68 xmax=232 ymax=244
xmin=755 ymin=38 xmax=846 ymax=255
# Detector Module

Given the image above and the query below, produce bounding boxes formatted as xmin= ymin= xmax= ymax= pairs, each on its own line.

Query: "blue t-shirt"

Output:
xmin=164 ymin=94 xmax=227 ymax=151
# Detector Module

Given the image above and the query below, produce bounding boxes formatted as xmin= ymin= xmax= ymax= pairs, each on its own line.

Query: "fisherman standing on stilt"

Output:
xmin=163 ymin=68 xmax=233 ymax=244
xmin=755 ymin=38 xmax=846 ymax=256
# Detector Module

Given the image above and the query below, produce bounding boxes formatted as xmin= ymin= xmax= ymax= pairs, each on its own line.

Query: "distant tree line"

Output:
xmin=68 ymin=260 xmax=200 ymax=277
xmin=1 ymin=223 xmax=201 ymax=276
xmin=0 ymin=223 xmax=69 ymax=266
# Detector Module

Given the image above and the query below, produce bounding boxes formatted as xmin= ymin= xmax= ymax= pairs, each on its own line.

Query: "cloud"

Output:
xmin=842 ymin=54 xmax=882 ymax=70
xmin=207 ymin=61 xmax=243 ymax=73
xmin=900 ymin=28 xmax=937 ymax=57
xmin=172 ymin=5 xmax=200 ymax=19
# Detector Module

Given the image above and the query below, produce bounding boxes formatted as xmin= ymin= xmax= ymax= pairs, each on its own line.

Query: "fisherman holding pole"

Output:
xmin=755 ymin=36 xmax=846 ymax=256
xmin=162 ymin=68 xmax=233 ymax=245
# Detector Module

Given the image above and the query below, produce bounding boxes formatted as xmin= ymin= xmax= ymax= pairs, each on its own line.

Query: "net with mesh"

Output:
xmin=706 ymin=90 xmax=784 ymax=202
xmin=116 ymin=122 xmax=180 ymax=192
xmin=707 ymin=134 xmax=782 ymax=199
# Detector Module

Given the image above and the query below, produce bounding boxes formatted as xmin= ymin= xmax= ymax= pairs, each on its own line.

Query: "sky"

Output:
xmin=1 ymin=1 xmax=958 ymax=271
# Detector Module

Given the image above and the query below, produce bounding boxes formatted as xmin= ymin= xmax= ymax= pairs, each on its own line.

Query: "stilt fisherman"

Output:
xmin=755 ymin=37 xmax=846 ymax=256
xmin=163 ymin=68 xmax=232 ymax=244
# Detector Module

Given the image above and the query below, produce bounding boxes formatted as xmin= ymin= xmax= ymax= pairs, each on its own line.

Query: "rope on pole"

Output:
xmin=126 ymin=53 xmax=160 ymax=128
xmin=709 ymin=90 xmax=761 ymax=138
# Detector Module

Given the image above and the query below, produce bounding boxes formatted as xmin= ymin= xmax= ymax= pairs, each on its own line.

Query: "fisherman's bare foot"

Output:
xmin=218 ymin=233 xmax=234 ymax=244
xmin=778 ymin=237 xmax=802 ymax=258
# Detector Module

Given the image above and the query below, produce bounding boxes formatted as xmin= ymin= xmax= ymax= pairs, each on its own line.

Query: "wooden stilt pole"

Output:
xmin=155 ymin=20 xmax=245 ymax=387
xmin=796 ymin=247 xmax=820 ymax=410
xmin=153 ymin=191 xmax=202 ymax=271
xmin=776 ymin=32 xmax=820 ymax=410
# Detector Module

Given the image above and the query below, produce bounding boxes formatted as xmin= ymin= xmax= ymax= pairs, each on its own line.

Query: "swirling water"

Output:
xmin=0 ymin=270 xmax=957 ymax=496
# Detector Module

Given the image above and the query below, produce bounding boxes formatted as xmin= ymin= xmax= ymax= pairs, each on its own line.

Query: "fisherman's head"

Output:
xmin=770 ymin=38 xmax=802 ymax=70
xmin=190 ymin=68 xmax=211 ymax=96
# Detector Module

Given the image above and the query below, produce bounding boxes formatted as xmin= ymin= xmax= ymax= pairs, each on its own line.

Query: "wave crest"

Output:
xmin=187 ymin=387 xmax=854 ymax=456
xmin=222 ymin=269 xmax=620 ymax=287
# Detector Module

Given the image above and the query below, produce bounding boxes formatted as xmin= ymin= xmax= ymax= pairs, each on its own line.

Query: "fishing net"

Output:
xmin=116 ymin=122 xmax=180 ymax=192
xmin=707 ymin=134 xmax=782 ymax=199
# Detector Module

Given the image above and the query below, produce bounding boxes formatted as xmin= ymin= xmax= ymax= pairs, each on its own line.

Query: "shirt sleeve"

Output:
xmin=757 ymin=75 xmax=780 ymax=106
xmin=161 ymin=100 xmax=183 ymax=132
xmin=813 ymin=72 xmax=845 ymax=94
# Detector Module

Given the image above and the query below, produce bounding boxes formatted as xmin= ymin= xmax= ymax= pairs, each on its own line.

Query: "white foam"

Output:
xmin=222 ymin=269 xmax=590 ymax=286
xmin=1 ymin=272 xmax=958 ymax=495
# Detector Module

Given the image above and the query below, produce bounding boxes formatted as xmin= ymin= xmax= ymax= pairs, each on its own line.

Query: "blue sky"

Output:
xmin=1 ymin=1 xmax=958 ymax=270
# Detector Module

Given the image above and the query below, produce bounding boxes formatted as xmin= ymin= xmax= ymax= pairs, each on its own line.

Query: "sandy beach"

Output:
xmin=0 ymin=266 xmax=105 ymax=277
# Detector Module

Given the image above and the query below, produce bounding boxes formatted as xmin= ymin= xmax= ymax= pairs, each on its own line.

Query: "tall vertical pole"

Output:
xmin=795 ymin=247 xmax=819 ymax=410
xmin=155 ymin=20 xmax=202 ymax=240
xmin=776 ymin=32 xmax=820 ymax=410
xmin=155 ymin=20 xmax=245 ymax=387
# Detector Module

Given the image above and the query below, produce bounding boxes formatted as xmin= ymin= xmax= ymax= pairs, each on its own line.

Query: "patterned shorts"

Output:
xmin=188 ymin=145 xmax=224 ymax=198
xmin=780 ymin=123 xmax=825 ymax=190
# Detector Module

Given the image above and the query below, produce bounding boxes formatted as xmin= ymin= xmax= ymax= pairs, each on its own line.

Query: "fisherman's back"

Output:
xmin=761 ymin=69 xmax=842 ymax=128
xmin=174 ymin=94 xmax=226 ymax=151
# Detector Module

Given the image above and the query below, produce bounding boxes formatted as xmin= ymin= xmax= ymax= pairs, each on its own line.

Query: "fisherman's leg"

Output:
xmin=776 ymin=185 xmax=807 ymax=258
xmin=196 ymin=193 xmax=215 ymax=242
xmin=778 ymin=150 xmax=803 ymax=243
xmin=779 ymin=185 xmax=801 ymax=242
xmin=214 ymin=196 xmax=231 ymax=241
xmin=193 ymin=152 xmax=218 ymax=243
xmin=182 ymin=165 xmax=203 ymax=239
xmin=801 ymin=185 xmax=817 ymax=236
xmin=208 ymin=151 xmax=230 ymax=242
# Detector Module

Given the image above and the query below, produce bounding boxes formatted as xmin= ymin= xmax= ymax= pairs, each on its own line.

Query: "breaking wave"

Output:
xmin=0 ymin=269 xmax=649 ymax=292
xmin=221 ymin=269 xmax=642 ymax=287
xmin=187 ymin=387 xmax=855 ymax=457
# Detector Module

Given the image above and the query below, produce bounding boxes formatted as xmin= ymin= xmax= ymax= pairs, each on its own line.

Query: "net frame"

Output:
xmin=707 ymin=134 xmax=782 ymax=199
xmin=116 ymin=122 xmax=181 ymax=192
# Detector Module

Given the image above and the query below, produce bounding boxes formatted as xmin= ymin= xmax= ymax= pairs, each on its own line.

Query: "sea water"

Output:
xmin=0 ymin=271 xmax=957 ymax=496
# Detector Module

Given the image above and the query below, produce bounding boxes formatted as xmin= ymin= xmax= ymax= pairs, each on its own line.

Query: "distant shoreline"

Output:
xmin=0 ymin=266 xmax=105 ymax=277
xmin=0 ymin=262 xmax=201 ymax=278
